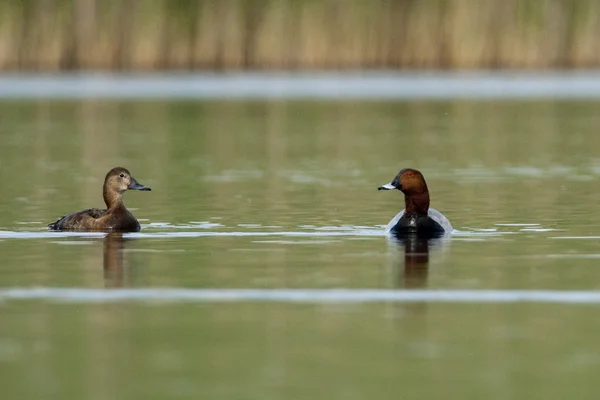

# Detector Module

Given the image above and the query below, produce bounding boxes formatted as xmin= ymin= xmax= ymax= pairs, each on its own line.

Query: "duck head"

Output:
xmin=105 ymin=167 xmax=151 ymax=194
xmin=379 ymin=168 xmax=430 ymax=215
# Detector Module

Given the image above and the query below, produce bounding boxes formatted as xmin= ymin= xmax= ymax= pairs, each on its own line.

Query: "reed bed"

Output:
xmin=0 ymin=0 xmax=598 ymax=70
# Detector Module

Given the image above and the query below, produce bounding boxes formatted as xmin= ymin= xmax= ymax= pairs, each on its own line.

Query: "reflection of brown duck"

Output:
xmin=48 ymin=167 xmax=151 ymax=232
xmin=386 ymin=234 xmax=435 ymax=289
xmin=398 ymin=235 xmax=430 ymax=288
xmin=103 ymin=233 xmax=125 ymax=288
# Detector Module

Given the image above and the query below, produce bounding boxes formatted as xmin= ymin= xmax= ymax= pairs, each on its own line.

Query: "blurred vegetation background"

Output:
xmin=0 ymin=0 xmax=598 ymax=71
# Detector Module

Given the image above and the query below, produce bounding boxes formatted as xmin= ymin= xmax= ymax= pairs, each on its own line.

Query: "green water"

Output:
xmin=2 ymin=100 xmax=600 ymax=399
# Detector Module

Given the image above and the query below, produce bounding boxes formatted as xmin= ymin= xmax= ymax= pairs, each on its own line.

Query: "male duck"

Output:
xmin=48 ymin=167 xmax=151 ymax=232
xmin=378 ymin=168 xmax=452 ymax=238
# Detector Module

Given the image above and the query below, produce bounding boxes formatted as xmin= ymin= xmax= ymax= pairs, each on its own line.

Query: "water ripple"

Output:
xmin=0 ymin=223 xmax=554 ymax=240
xmin=4 ymin=72 xmax=600 ymax=99
xmin=2 ymin=288 xmax=600 ymax=304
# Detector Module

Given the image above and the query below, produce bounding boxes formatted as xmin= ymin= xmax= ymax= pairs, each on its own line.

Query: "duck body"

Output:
xmin=49 ymin=205 xmax=141 ymax=232
xmin=379 ymin=168 xmax=452 ymax=239
xmin=48 ymin=167 xmax=150 ymax=232
xmin=385 ymin=208 xmax=452 ymax=238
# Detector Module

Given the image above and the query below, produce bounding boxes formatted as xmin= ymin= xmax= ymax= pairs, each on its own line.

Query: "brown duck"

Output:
xmin=48 ymin=167 xmax=151 ymax=232
xmin=378 ymin=168 xmax=452 ymax=238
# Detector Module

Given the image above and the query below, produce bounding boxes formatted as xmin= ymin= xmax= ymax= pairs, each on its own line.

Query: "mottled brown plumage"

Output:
xmin=48 ymin=167 xmax=151 ymax=232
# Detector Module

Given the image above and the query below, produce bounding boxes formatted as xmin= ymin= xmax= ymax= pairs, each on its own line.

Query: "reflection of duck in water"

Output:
xmin=48 ymin=167 xmax=151 ymax=232
xmin=387 ymin=231 xmax=451 ymax=289
xmin=103 ymin=233 xmax=125 ymax=288
xmin=378 ymin=168 xmax=452 ymax=239
xmin=392 ymin=234 xmax=431 ymax=289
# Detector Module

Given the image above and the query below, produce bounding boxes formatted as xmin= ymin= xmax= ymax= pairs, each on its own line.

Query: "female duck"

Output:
xmin=378 ymin=168 xmax=452 ymax=238
xmin=49 ymin=167 xmax=151 ymax=232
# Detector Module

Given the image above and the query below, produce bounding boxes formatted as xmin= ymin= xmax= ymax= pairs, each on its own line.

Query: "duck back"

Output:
xmin=49 ymin=208 xmax=107 ymax=231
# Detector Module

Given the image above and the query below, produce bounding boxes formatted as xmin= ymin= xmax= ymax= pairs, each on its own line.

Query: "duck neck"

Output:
xmin=404 ymin=191 xmax=430 ymax=217
xmin=103 ymin=188 xmax=125 ymax=210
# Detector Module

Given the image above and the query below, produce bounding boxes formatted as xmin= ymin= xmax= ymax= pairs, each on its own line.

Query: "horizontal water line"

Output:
xmin=4 ymin=72 xmax=600 ymax=99
xmin=0 ymin=230 xmax=384 ymax=239
xmin=0 ymin=229 xmax=520 ymax=240
xmin=2 ymin=288 xmax=600 ymax=305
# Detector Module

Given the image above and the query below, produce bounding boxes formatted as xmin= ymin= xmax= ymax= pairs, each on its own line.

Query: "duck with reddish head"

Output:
xmin=378 ymin=168 xmax=452 ymax=238
xmin=48 ymin=167 xmax=151 ymax=232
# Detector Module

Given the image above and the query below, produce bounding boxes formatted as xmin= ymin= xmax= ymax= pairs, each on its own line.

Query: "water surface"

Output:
xmin=4 ymin=72 xmax=600 ymax=99
xmin=2 ymin=98 xmax=600 ymax=399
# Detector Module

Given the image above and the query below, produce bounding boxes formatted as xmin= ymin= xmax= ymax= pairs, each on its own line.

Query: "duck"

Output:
xmin=378 ymin=168 xmax=452 ymax=238
xmin=48 ymin=167 xmax=151 ymax=232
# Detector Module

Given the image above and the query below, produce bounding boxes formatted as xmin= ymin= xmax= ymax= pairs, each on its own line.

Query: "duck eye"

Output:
xmin=407 ymin=172 xmax=413 ymax=177
xmin=119 ymin=173 xmax=125 ymax=178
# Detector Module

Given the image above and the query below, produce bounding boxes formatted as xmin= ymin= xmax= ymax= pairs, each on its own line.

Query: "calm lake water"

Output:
xmin=2 ymin=94 xmax=600 ymax=399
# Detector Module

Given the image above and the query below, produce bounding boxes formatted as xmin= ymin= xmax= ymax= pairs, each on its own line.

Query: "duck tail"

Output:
xmin=48 ymin=216 xmax=64 ymax=231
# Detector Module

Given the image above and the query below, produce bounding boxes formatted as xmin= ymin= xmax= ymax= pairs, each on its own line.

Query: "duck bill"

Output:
xmin=378 ymin=182 xmax=396 ymax=191
xmin=128 ymin=178 xmax=151 ymax=191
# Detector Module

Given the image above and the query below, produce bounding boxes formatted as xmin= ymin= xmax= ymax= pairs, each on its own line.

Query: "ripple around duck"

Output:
xmin=0 ymin=222 xmax=558 ymax=240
